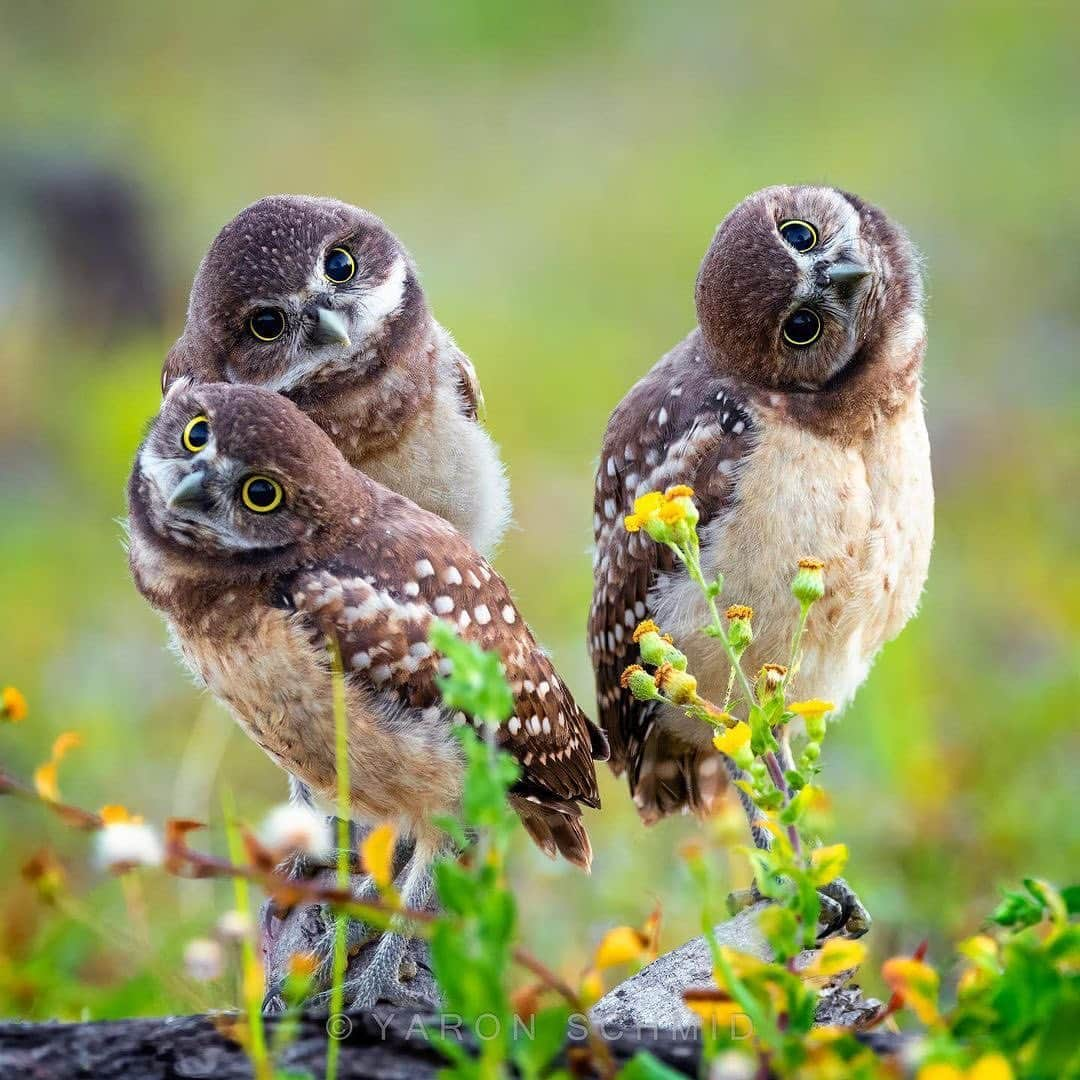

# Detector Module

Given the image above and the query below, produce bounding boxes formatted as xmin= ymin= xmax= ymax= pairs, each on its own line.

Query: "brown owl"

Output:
xmin=589 ymin=186 xmax=932 ymax=925
xmin=161 ymin=195 xmax=510 ymax=556
xmin=127 ymin=382 xmax=606 ymax=1006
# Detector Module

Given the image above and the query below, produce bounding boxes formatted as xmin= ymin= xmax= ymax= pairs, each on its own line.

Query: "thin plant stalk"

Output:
xmin=221 ymin=788 xmax=271 ymax=1080
xmin=325 ymin=638 xmax=351 ymax=1080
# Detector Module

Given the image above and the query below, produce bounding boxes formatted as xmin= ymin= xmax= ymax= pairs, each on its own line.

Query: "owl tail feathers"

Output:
xmin=510 ymin=795 xmax=593 ymax=873
xmin=629 ymin=726 xmax=729 ymax=826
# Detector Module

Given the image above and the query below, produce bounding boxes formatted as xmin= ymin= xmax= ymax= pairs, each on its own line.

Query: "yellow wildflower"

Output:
xmin=623 ymin=486 xmax=698 ymax=539
xmin=593 ymin=926 xmax=649 ymax=970
xmin=361 ymin=823 xmax=397 ymax=890
xmin=33 ymin=732 xmax=82 ymax=803
xmin=654 ymin=663 xmax=698 ymax=705
xmin=801 ymin=938 xmax=867 ymax=980
xmin=623 ymin=492 xmax=665 ymax=533
xmin=100 ymin=804 xmax=143 ymax=825
xmin=725 ymin=605 xmax=753 ymax=621
xmin=792 ymin=557 xmax=826 ymax=605
xmin=882 ymin=955 xmax=940 ymax=1025
xmin=809 ymin=843 xmax=848 ymax=887
xmin=632 ymin=619 xmax=660 ymax=643
xmin=579 ymin=967 xmax=604 ymax=1008
xmin=713 ymin=721 xmax=751 ymax=757
xmin=788 ymin=699 xmax=835 ymax=721
xmin=1 ymin=686 xmax=27 ymax=722
xmin=968 ymin=1055 xmax=1014 ymax=1080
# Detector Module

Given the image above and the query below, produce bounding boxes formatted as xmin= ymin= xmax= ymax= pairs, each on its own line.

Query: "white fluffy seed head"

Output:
xmin=259 ymin=803 xmax=333 ymax=859
xmin=216 ymin=909 xmax=252 ymax=943
xmin=183 ymin=938 xmax=225 ymax=982
xmin=94 ymin=822 xmax=164 ymax=872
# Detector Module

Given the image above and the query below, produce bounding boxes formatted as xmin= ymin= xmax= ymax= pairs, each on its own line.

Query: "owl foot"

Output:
xmin=726 ymin=876 xmax=872 ymax=940
xmin=309 ymin=929 xmax=415 ymax=1011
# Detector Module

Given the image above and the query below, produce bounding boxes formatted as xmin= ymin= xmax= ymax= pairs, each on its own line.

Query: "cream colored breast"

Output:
xmin=173 ymin=608 xmax=464 ymax=826
xmin=358 ymin=380 xmax=511 ymax=558
xmin=652 ymin=391 xmax=932 ymax=744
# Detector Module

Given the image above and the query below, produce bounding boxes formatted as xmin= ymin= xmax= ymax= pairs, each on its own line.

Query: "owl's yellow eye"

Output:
xmin=323 ymin=247 xmax=356 ymax=284
xmin=241 ymin=475 xmax=284 ymax=513
xmin=249 ymin=308 xmax=286 ymax=341
xmin=778 ymin=220 xmax=818 ymax=253
xmin=182 ymin=416 xmax=210 ymax=453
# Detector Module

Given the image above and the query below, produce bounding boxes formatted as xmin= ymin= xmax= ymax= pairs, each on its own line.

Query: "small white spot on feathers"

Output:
xmin=604 ymin=498 xmax=617 ymax=519
xmin=733 ymin=420 xmax=745 ymax=434
xmin=474 ymin=604 xmax=491 ymax=625
xmin=466 ymin=570 xmax=481 ymax=588
xmin=434 ymin=596 xmax=454 ymax=614
xmin=502 ymin=605 xmax=516 ymax=624
xmin=635 ymin=601 xmax=646 ymax=618
xmin=658 ymin=407 xmax=668 ymax=426
xmin=542 ymin=716 xmax=552 ymax=734
xmin=415 ymin=559 xmax=435 ymax=578
xmin=443 ymin=566 xmax=463 ymax=586
xmin=352 ymin=652 xmax=371 ymax=670
xmin=458 ymin=610 xmax=471 ymax=629
xmin=528 ymin=716 xmax=542 ymax=735
xmin=438 ymin=657 xmax=453 ymax=675
xmin=404 ymin=581 xmax=420 ymax=597
xmin=410 ymin=642 xmax=432 ymax=659
xmin=507 ymin=716 xmax=521 ymax=735
xmin=606 ymin=457 xmax=616 ymax=477
xmin=371 ymin=664 xmax=391 ymax=684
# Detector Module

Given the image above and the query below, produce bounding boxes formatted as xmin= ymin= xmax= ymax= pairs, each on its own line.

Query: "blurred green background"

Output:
xmin=1 ymin=1 xmax=1077 ymax=1019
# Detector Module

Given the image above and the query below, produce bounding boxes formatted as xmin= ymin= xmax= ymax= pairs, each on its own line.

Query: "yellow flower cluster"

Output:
xmin=623 ymin=485 xmax=699 ymax=541
xmin=1 ymin=686 xmax=27 ymax=723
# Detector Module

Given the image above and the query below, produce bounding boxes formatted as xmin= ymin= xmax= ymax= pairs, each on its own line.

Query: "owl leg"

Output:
xmin=309 ymin=834 xmax=442 ymax=1010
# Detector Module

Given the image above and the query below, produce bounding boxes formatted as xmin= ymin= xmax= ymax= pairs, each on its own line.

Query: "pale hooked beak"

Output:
xmin=169 ymin=470 xmax=207 ymax=510
xmin=826 ymin=260 xmax=873 ymax=286
xmin=311 ymin=307 xmax=352 ymax=348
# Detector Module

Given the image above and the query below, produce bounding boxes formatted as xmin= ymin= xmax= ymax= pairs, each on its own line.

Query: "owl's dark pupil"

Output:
xmin=779 ymin=221 xmax=816 ymax=252
xmin=245 ymin=479 xmax=277 ymax=508
xmin=324 ymin=249 xmax=354 ymax=283
xmin=250 ymin=308 xmax=285 ymax=341
xmin=783 ymin=308 xmax=822 ymax=346
xmin=187 ymin=421 xmax=209 ymax=448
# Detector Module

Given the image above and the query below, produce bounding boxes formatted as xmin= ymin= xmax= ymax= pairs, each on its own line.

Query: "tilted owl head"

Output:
xmin=695 ymin=185 xmax=923 ymax=390
xmin=129 ymin=382 xmax=361 ymax=579
xmin=162 ymin=196 xmax=427 ymax=402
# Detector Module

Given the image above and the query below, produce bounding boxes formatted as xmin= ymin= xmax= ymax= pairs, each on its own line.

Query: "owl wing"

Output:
xmin=285 ymin=496 xmax=607 ymax=865
xmin=443 ymin=338 xmax=485 ymax=423
xmin=588 ymin=333 xmax=754 ymax=813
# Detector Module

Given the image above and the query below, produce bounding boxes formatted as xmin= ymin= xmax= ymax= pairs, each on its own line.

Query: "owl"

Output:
xmin=589 ymin=185 xmax=932 ymax=892
xmin=127 ymin=382 xmax=607 ymax=1006
xmin=161 ymin=195 xmax=510 ymax=557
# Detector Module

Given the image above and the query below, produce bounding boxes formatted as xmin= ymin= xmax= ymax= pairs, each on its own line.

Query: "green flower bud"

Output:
xmin=791 ymin=558 xmax=826 ymax=607
xmin=654 ymin=663 xmax=698 ymax=706
xmin=755 ymin=663 xmax=787 ymax=705
xmin=620 ymin=665 xmax=661 ymax=702
xmin=725 ymin=605 xmax=754 ymax=653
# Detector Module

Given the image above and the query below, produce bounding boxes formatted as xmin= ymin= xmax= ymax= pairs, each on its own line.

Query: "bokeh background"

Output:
xmin=1 ymin=1 xmax=1077 ymax=1019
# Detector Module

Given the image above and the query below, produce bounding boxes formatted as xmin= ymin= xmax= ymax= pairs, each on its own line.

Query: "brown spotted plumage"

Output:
xmin=127 ymin=382 xmax=606 ymax=872
xmin=590 ymin=185 xmax=933 ymax=827
xmin=162 ymin=195 xmax=510 ymax=556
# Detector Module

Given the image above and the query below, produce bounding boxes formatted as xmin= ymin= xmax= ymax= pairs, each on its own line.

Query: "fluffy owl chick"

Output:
xmin=128 ymin=382 xmax=607 ymax=1006
xmin=162 ymin=195 xmax=511 ymax=557
xmin=590 ymin=185 xmax=932 ymax=837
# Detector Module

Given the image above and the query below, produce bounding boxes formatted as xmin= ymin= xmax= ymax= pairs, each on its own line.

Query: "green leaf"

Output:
xmin=617 ymin=1051 xmax=689 ymax=1079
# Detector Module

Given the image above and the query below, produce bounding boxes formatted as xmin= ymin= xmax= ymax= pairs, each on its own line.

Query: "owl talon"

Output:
xmin=816 ymin=876 xmax=872 ymax=939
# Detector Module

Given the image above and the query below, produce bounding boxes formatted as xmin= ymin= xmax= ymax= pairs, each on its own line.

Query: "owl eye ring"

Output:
xmin=241 ymin=475 xmax=284 ymax=513
xmin=182 ymin=415 xmax=211 ymax=453
xmin=778 ymin=220 xmax=818 ymax=253
xmin=323 ymin=247 xmax=356 ymax=284
xmin=782 ymin=308 xmax=822 ymax=347
xmin=249 ymin=308 xmax=286 ymax=342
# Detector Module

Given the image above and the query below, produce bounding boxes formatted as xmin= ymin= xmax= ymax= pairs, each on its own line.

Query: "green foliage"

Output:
xmin=426 ymin=622 xmax=571 ymax=1080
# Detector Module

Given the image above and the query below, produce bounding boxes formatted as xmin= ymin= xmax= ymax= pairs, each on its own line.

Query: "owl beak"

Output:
xmin=311 ymin=307 xmax=352 ymax=348
xmin=826 ymin=260 xmax=872 ymax=286
xmin=169 ymin=470 xmax=207 ymax=511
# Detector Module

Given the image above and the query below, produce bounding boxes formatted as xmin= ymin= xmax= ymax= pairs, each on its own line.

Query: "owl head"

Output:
xmin=695 ymin=185 xmax=922 ymax=391
xmin=129 ymin=382 xmax=363 ymax=583
xmin=162 ymin=196 xmax=428 ymax=405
